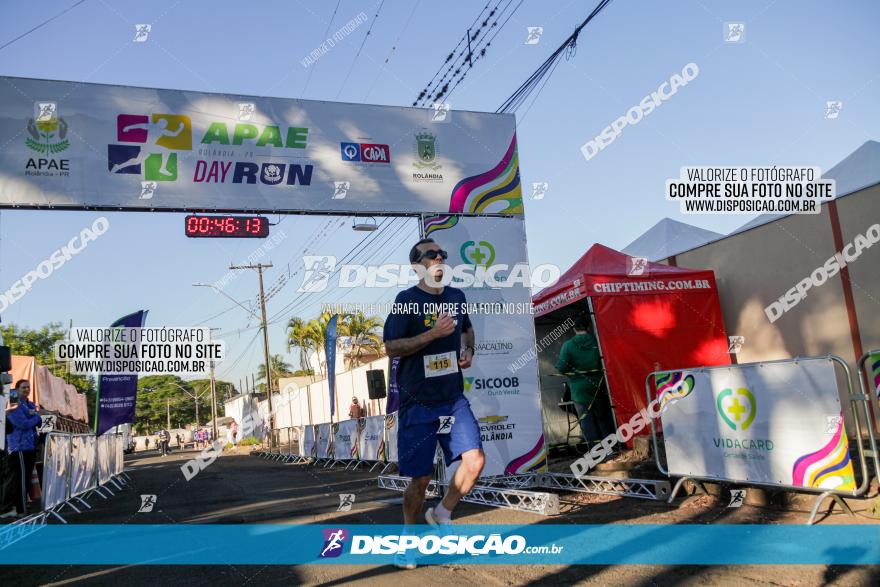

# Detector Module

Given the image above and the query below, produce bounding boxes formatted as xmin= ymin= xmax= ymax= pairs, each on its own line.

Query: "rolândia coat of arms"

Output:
xmin=414 ymin=132 xmax=441 ymax=170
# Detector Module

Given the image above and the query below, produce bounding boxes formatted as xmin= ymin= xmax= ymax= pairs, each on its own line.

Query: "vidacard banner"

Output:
xmin=658 ymin=358 xmax=856 ymax=492
xmin=422 ymin=215 xmax=546 ymax=479
xmin=0 ymin=77 xmax=522 ymax=215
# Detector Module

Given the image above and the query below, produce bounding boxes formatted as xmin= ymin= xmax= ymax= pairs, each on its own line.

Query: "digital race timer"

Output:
xmin=184 ymin=215 xmax=269 ymax=238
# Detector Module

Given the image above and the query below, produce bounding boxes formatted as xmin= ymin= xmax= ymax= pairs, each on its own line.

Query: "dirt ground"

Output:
xmin=1 ymin=448 xmax=879 ymax=586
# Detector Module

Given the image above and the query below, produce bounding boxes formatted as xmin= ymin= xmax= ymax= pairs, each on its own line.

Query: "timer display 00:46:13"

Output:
xmin=184 ymin=215 xmax=269 ymax=238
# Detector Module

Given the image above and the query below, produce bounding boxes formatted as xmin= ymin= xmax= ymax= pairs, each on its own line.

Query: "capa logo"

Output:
xmin=340 ymin=142 xmax=390 ymax=163
xmin=716 ymin=387 xmax=756 ymax=431
xmin=319 ymin=528 xmax=348 ymax=558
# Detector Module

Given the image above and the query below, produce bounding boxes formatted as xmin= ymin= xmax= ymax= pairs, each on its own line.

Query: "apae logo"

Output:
xmin=109 ymin=113 xmax=192 ymax=181
xmin=25 ymin=103 xmax=70 ymax=176
xmin=716 ymin=387 xmax=756 ymax=431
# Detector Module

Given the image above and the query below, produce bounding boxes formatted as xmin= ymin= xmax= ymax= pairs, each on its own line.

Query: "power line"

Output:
xmin=364 ymin=0 xmax=423 ymax=101
xmin=301 ymin=0 xmax=342 ymax=98
xmin=413 ymin=1 xmax=497 ymax=107
xmin=434 ymin=0 xmax=523 ymax=106
xmin=0 ymin=0 xmax=88 ymax=53
xmin=496 ymin=0 xmax=615 ymax=114
xmin=336 ymin=0 xmax=387 ymax=100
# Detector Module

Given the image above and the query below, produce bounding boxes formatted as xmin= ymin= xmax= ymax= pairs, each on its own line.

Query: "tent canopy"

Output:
xmin=533 ymin=244 xmax=730 ymax=437
xmin=534 ymin=244 xmax=718 ymax=316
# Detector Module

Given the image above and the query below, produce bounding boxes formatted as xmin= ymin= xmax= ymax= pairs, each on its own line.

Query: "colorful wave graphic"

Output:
xmin=657 ymin=371 xmax=696 ymax=409
xmin=423 ymin=214 xmax=459 ymax=236
xmin=350 ymin=442 xmax=359 ymax=460
xmin=385 ymin=413 xmax=396 ymax=430
xmin=504 ymin=435 xmax=547 ymax=474
xmin=870 ymin=352 xmax=880 ymax=398
xmin=377 ymin=440 xmax=386 ymax=462
xmin=791 ymin=413 xmax=855 ymax=491
xmin=448 ymin=133 xmax=522 ymax=214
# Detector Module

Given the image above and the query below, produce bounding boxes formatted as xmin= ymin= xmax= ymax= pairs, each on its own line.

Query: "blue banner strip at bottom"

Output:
xmin=2 ymin=524 xmax=879 ymax=565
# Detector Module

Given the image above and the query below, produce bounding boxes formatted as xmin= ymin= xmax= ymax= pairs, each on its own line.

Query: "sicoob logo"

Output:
xmin=319 ymin=528 xmax=348 ymax=558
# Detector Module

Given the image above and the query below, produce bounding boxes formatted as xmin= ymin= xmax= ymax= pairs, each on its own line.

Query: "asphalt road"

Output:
xmin=0 ymin=449 xmax=878 ymax=586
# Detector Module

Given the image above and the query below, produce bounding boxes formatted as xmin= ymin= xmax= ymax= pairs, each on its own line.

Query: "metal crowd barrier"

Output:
xmin=646 ymin=355 xmax=875 ymax=525
xmin=38 ymin=432 xmax=129 ymax=523
xmin=254 ymin=416 xmax=396 ymax=473
xmin=856 ymin=349 xmax=880 ymax=484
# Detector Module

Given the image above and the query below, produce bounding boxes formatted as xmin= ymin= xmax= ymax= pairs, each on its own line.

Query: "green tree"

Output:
xmin=255 ymin=354 xmax=293 ymax=393
xmin=342 ymin=311 xmax=383 ymax=369
xmin=0 ymin=322 xmax=97 ymax=421
xmin=136 ymin=375 xmax=210 ymax=432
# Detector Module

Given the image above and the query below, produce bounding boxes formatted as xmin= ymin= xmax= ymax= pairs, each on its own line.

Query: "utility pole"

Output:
xmin=166 ymin=398 xmax=171 ymax=430
xmin=230 ymin=262 xmax=275 ymax=447
xmin=208 ymin=327 xmax=220 ymax=440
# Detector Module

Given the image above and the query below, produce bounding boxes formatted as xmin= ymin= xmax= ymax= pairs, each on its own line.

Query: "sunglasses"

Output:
xmin=418 ymin=249 xmax=448 ymax=261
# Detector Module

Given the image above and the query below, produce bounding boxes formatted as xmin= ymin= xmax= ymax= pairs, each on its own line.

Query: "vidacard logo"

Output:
xmin=716 ymin=387 xmax=756 ymax=431
xmin=319 ymin=528 xmax=348 ymax=558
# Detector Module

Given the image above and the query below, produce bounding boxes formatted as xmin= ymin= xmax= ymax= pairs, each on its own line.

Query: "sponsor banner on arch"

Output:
xmin=0 ymin=77 xmax=521 ymax=215
xmin=658 ymin=358 xmax=855 ymax=491
xmin=422 ymin=215 xmax=546 ymax=477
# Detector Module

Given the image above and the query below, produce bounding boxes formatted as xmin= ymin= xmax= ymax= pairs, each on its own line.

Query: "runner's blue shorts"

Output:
xmin=397 ymin=396 xmax=482 ymax=478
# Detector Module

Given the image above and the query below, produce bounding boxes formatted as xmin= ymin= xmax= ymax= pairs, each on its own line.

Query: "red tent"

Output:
xmin=533 ymin=244 xmax=730 ymax=435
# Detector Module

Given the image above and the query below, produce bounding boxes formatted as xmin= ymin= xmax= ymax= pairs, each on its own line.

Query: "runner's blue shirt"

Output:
xmin=383 ymin=285 xmax=472 ymax=411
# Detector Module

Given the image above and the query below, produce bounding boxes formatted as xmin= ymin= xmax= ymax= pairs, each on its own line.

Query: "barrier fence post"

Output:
xmin=856 ymin=350 xmax=880 ymax=485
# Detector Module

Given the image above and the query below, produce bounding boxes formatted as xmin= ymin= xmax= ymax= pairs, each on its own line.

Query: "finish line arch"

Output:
xmin=0 ymin=76 xmax=546 ymax=478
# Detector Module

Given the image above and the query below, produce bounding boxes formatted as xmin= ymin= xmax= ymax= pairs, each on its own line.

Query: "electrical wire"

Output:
xmin=301 ymin=0 xmax=342 ymax=98
xmin=0 ymin=0 xmax=88 ymax=53
xmin=413 ymin=0 xmax=498 ymax=107
xmin=496 ymin=0 xmax=615 ymax=114
xmin=363 ymin=0 xmax=422 ymax=101
xmin=336 ymin=0 xmax=387 ymax=100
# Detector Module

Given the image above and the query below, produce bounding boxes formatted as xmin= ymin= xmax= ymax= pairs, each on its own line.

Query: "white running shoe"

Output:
xmin=393 ymin=550 xmax=416 ymax=570
xmin=424 ymin=507 xmax=452 ymax=535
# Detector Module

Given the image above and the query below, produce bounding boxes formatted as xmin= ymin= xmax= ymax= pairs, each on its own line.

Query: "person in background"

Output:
xmin=2 ymin=380 xmax=41 ymax=518
xmin=348 ymin=397 xmax=364 ymax=420
xmin=231 ymin=420 xmax=238 ymax=446
xmin=144 ymin=437 xmax=150 ymax=451
xmin=556 ymin=314 xmax=615 ymax=449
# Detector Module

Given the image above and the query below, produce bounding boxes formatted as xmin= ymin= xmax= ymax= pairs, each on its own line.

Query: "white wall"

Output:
xmin=275 ymin=358 xmax=389 ymax=428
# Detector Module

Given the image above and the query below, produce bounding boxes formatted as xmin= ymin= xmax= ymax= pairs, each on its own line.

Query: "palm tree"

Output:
xmin=256 ymin=354 xmax=294 ymax=393
xmin=286 ymin=317 xmax=315 ymax=381
xmin=342 ymin=311 xmax=383 ymax=369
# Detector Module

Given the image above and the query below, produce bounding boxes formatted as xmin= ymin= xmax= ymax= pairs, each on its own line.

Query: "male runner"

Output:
xmin=383 ymin=238 xmax=484 ymax=569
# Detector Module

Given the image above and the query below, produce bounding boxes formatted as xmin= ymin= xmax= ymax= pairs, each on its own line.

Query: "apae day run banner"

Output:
xmin=422 ymin=215 xmax=546 ymax=478
xmin=657 ymin=358 xmax=856 ymax=491
xmin=0 ymin=77 xmax=522 ymax=215
xmin=95 ymin=310 xmax=148 ymax=436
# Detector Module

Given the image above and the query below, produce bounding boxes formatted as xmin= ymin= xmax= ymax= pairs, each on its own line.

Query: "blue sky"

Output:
xmin=0 ymin=0 xmax=877 ymax=388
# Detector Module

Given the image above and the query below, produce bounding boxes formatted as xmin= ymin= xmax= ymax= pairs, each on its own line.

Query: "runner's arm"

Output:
xmin=461 ymin=326 xmax=475 ymax=354
xmin=384 ymin=330 xmax=437 ymax=358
